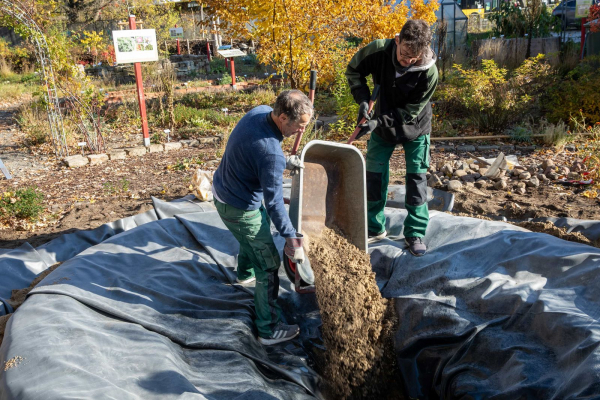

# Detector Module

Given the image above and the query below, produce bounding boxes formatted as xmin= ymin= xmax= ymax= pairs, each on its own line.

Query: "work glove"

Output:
xmin=284 ymin=235 xmax=305 ymax=264
xmin=356 ymin=101 xmax=373 ymax=125
xmin=285 ymin=155 xmax=305 ymax=175
xmin=355 ymin=119 xmax=379 ymax=141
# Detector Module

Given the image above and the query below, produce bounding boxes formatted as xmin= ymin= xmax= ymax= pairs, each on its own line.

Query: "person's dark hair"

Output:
xmin=272 ymin=90 xmax=313 ymax=121
xmin=399 ymin=19 xmax=433 ymax=55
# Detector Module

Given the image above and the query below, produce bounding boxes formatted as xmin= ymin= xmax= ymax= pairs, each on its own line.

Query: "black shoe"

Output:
xmin=368 ymin=230 xmax=387 ymax=243
xmin=405 ymin=237 xmax=427 ymax=256
xmin=258 ymin=323 xmax=300 ymax=345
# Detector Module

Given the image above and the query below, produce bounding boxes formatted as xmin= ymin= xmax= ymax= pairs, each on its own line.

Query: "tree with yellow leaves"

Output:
xmin=204 ymin=0 xmax=438 ymax=88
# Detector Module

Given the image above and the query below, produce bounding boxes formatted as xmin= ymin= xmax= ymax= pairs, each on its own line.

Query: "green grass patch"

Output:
xmin=0 ymin=187 xmax=45 ymax=221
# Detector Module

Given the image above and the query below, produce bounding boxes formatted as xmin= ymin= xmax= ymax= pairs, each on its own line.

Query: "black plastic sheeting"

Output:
xmin=2 ymin=193 xmax=600 ymax=399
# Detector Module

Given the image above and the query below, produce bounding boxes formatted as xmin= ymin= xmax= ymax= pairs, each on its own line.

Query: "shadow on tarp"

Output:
xmin=3 ymin=196 xmax=600 ymax=399
xmin=0 ymin=208 xmax=322 ymax=399
xmin=370 ymin=209 xmax=600 ymax=399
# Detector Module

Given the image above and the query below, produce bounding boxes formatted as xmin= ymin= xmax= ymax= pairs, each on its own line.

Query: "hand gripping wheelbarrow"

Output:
xmin=284 ymin=140 xmax=368 ymax=293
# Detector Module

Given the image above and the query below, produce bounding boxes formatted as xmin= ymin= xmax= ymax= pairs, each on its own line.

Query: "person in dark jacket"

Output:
xmin=212 ymin=90 xmax=312 ymax=345
xmin=346 ymin=19 xmax=438 ymax=256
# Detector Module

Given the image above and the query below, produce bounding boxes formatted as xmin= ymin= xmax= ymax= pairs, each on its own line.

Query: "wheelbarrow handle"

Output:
xmin=347 ymin=84 xmax=380 ymax=145
xmin=291 ymin=70 xmax=318 ymax=156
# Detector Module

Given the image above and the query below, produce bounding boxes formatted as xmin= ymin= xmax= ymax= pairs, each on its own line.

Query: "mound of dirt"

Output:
xmin=517 ymin=221 xmax=597 ymax=247
xmin=309 ymin=228 xmax=401 ymax=399
xmin=0 ymin=262 xmax=62 ymax=347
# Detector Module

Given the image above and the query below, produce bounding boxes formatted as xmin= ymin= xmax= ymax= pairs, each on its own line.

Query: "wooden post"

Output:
xmin=129 ymin=15 xmax=150 ymax=147
xmin=187 ymin=39 xmax=190 ymax=54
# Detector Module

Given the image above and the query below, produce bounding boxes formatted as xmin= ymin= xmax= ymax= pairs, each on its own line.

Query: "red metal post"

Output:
xmin=230 ymin=58 xmax=236 ymax=88
xmin=176 ymin=24 xmax=181 ymax=55
xmin=225 ymin=57 xmax=229 ymax=69
xmin=129 ymin=15 xmax=150 ymax=147
xmin=206 ymin=42 xmax=211 ymax=61
xmin=581 ymin=18 xmax=587 ymax=59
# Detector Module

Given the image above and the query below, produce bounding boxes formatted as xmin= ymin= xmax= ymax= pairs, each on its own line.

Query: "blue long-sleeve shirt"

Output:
xmin=212 ymin=106 xmax=296 ymax=238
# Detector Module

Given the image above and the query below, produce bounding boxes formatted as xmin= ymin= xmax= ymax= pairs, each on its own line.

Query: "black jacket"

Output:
xmin=346 ymin=39 xmax=438 ymax=144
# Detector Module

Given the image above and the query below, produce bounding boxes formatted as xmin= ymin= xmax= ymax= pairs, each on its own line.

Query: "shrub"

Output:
xmin=17 ymin=102 xmax=50 ymax=146
xmin=544 ymin=56 xmax=600 ymax=126
xmin=0 ymin=187 xmax=45 ymax=221
xmin=439 ymin=55 xmax=554 ymax=132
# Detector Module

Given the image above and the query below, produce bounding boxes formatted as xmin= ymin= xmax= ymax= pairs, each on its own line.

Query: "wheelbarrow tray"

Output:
xmin=284 ymin=140 xmax=368 ymax=289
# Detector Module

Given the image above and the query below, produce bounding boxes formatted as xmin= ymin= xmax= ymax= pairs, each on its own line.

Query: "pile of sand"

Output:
xmin=517 ymin=221 xmax=597 ymax=247
xmin=0 ymin=262 xmax=62 ymax=347
xmin=309 ymin=228 xmax=401 ymax=399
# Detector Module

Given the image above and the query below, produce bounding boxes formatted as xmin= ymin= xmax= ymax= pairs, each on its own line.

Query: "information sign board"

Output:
xmin=112 ymin=29 xmax=158 ymax=64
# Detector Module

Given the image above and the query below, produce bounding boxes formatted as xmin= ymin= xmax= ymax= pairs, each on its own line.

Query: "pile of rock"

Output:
xmin=428 ymin=154 xmax=586 ymax=195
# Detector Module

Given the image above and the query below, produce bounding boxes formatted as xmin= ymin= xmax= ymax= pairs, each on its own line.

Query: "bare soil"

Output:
xmin=2 ymin=95 xmax=599 ymax=250
xmin=309 ymin=228 xmax=402 ymax=399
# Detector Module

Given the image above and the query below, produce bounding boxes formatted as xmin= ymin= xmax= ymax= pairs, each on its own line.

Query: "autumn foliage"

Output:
xmin=204 ymin=0 xmax=439 ymax=88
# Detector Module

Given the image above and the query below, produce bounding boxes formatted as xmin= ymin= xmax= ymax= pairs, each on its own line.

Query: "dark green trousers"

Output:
xmin=366 ymin=132 xmax=430 ymax=238
xmin=214 ymin=199 xmax=282 ymax=338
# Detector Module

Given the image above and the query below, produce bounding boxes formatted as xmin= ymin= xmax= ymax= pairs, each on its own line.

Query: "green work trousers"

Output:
xmin=366 ymin=132 xmax=430 ymax=238
xmin=214 ymin=199 xmax=282 ymax=338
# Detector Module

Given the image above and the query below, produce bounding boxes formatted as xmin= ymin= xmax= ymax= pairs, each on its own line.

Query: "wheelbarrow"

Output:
xmin=284 ymin=140 xmax=368 ymax=293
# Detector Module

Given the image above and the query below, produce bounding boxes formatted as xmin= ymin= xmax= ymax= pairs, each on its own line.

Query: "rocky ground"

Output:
xmin=1 ymin=102 xmax=599 ymax=249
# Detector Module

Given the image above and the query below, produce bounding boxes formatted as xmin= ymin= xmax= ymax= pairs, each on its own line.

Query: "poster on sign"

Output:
xmin=112 ymin=29 xmax=159 ymax=64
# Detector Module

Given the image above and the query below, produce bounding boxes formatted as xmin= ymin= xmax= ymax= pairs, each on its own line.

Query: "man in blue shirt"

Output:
xmin=213 ymin=90 xmax=312 ymax=345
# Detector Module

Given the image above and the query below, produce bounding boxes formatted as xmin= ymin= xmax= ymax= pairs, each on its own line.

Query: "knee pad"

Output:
xmin=406 ymin=173 xmax=428 ymax=206
xmin=366 ymin=171 xmax=383 ymax=202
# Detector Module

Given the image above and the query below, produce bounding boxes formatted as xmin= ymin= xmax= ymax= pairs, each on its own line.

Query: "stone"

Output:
xmin=63 ymin=155 xmax=88 ymax=168
xmin=527 ymin=177 xmax=540 ymax=187
xmin=461 ymin=174 xmax=477 ymax=183
xmin=198 ymin=136 xmax=220 ymax=144
xmin=149 ymin=144 xmax=164 ymax=153
xmin=436 ymin=160 xmax=446 ymax=170
xmin=519 ymin=171 xmax=531 ymax=180
xmin=475 ymin=180 xmax=486 ymax=189
xmin=465 ymin=182 xmax=475 ymax=188
xmin=454 ymin=170 xmax=468 ymax=179
xmin=537 ymin=173 xmax=549 ymax=182
xmin=428 ymin=165 xmax=437 ymax=173
xmin=558 ymin=166 xmax=570 ymax=176
xmin=164 ymin=142 xmax=183 ymax=151
xmin=547 ymin=172 xmax=559 ymax=180
xmin=516 ymin=145 xmax=536 ymax=152
xmin=88 ymin=154 xmax=108 ymax=165
xmin=571 ymin=160 xmax=585 ymax=172
xmin=108 ymin=151 xmax=127 ymax=160
xmin=541 ymin=159 xmax=555 ymax=170
xmin=515 ymin=187 xmax=527 ymax=195
xmin=428 ymin=174 xmax=443 ymax=188
xmin=494 ymin=180 xmax=508 ymax=190
xmin=479 ymin=167 xmax=488 ymax=176
xmin=499 ymin=145 xmax=515 ymax=152
xmin=447 ymin=180 xmax=463 ymax=192
xmin=436 ymin=145 xmax=455 ymax=152
xmin=188 ymin=139 xmax=200 ymax=147
xmin=469 ymin=164 xmax=480 ymax=172
xmin=126 ymin=146 xmax=147 ymax=157
xmin=457 ymin=145 xmax=476 ymax=152
xmin=565 ymin=144 xmax=576 ymax=152
xmin=205 ymin=160 xmax=219 ymax=168
xmin=441 ymin=164 xmax=454 ymax=176
xmin=544 ymin=166 xmax=556 ymax=175
xmin=567 ymin=172 xmax=581 ymax=180
xmin=515 ymin=181 xmax=527 ymax=189
xmin=476 ymin=145 xmax=500 ymax=152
